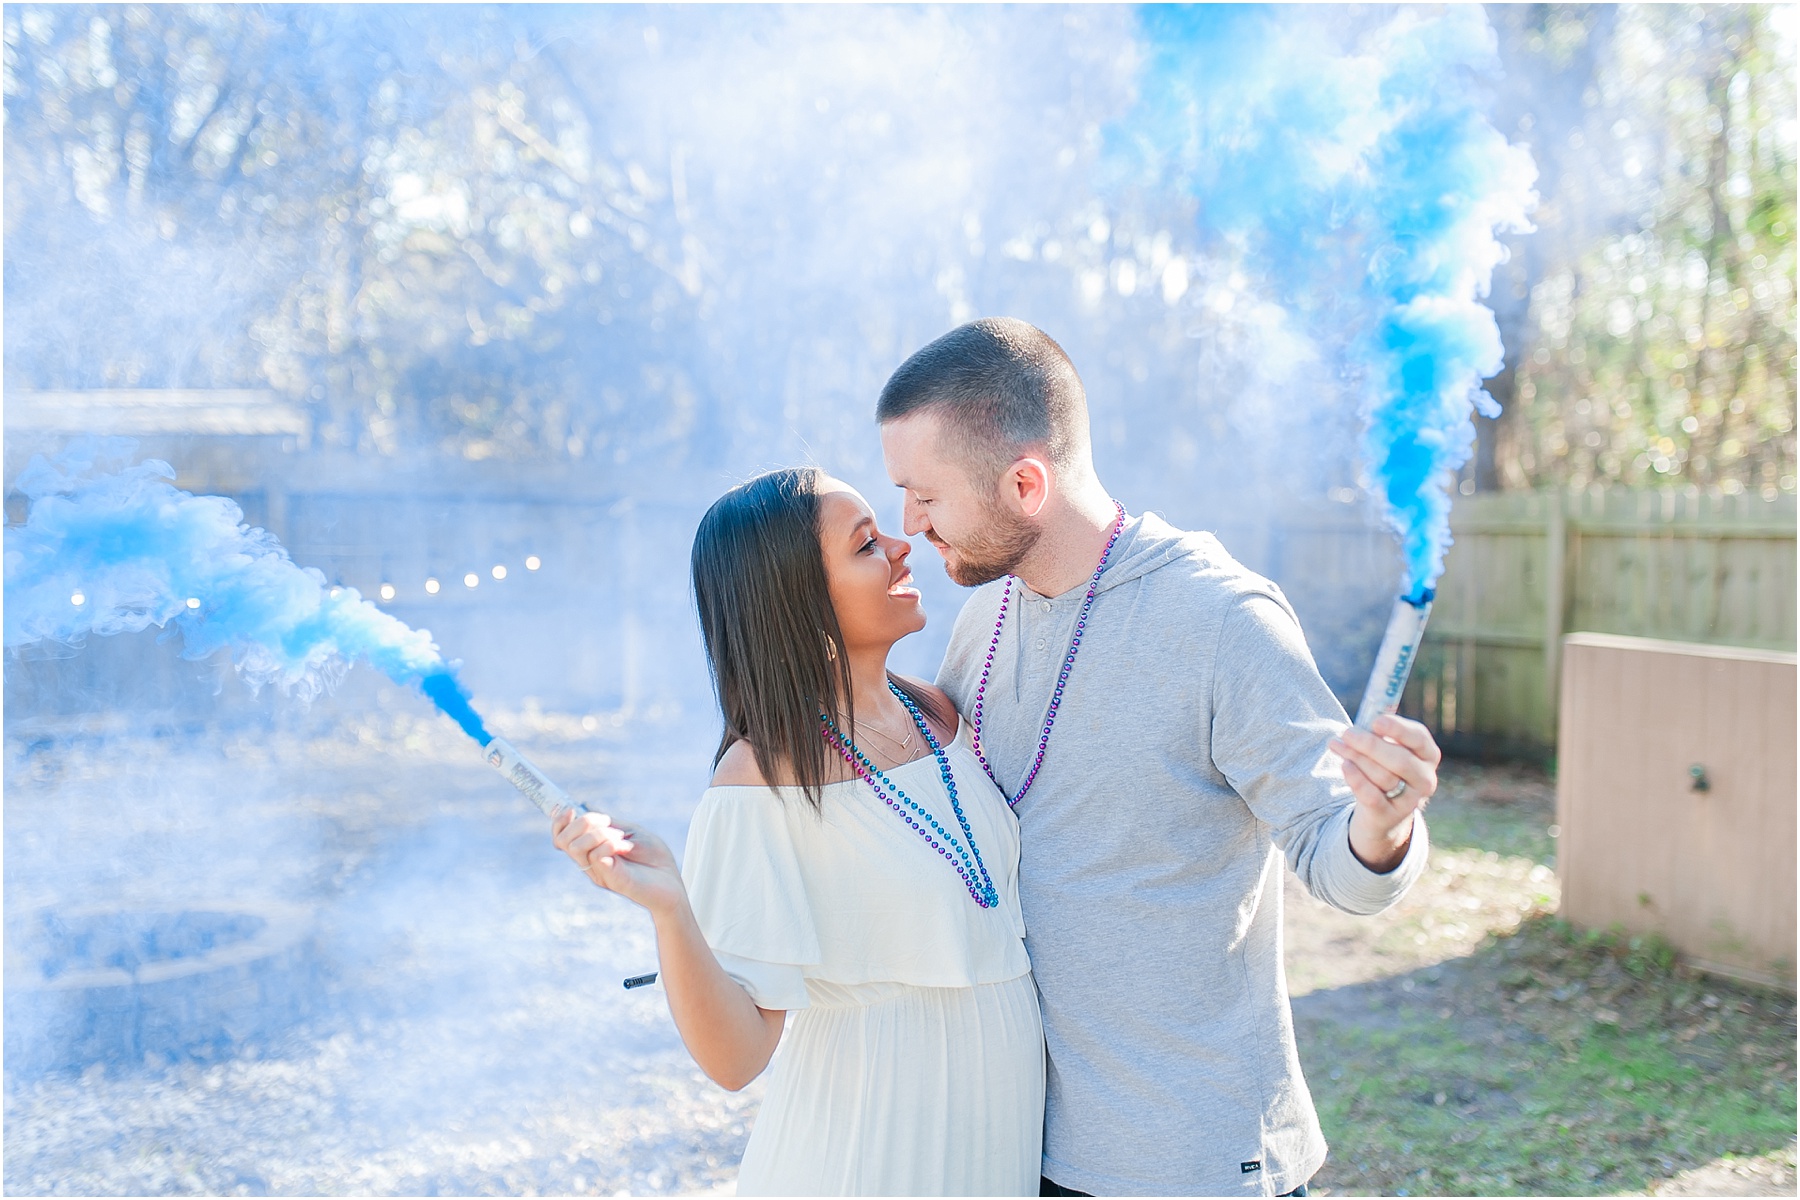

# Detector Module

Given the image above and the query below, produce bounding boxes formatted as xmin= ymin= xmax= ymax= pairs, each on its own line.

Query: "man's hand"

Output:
xmin=1329 ymin=713 xmax=1441 ymax=874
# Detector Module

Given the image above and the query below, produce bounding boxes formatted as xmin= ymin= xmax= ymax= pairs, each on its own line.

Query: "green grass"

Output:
xmin=1410 ymin=764 xmax=1557 ymax=867
xmin=1415 ymin=798 xmax=1555 ymax=868
xmin=1297 ymin=767 xmax=1796 ymax=1197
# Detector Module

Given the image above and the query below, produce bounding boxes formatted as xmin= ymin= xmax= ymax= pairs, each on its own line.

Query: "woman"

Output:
xmin=552 ymin=467 xmax=1043 ymax=1195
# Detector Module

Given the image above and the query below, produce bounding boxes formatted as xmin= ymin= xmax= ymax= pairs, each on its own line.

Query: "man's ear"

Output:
xmin=1001 ymin=456 xmax=1052 ymax=519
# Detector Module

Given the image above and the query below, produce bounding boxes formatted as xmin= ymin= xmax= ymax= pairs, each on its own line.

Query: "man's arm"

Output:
xmin=1210 ymin=593 xmax=1433 ymax=915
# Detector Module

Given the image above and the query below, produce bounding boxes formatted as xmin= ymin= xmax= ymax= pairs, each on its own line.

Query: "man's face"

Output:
xmin=880 ymin=411 xmax=1041 ymax=587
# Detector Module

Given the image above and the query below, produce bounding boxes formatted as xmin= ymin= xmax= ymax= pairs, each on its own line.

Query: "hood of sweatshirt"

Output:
xmin=1089 ymin=510 xmax=1227 ymax=596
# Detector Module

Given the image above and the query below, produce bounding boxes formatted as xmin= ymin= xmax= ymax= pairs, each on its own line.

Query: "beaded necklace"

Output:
xmin=819 ymin=680 xmax=1001 ymax=909
xmin=969 ymin=502 xmax=1126 ymax=808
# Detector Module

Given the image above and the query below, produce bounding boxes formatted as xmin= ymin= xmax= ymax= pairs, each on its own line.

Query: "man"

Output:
xmin=876 ymin=318 xmax=1440 ymax=1197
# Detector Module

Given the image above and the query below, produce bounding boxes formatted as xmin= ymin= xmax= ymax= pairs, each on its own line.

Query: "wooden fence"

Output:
xmin=3 ymin=446 xmax=720 ymax=723
xmin=1403 ymin=489 xmax=1798 ymax=758
xmin=6 ymin=431 xmax=1793 ymax=755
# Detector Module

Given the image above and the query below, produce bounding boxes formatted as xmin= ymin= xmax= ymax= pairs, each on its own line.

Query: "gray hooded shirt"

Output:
xmin=935 ymin=511 xmax=1429 ymax=1197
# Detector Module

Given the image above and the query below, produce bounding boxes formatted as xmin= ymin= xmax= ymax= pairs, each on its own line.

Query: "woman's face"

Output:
xmin=816 ymin=477 xmax=925 ymax=652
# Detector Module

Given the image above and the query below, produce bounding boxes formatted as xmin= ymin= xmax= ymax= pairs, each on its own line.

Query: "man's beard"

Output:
xmin=934 ymin=498 xmax=1042 ymax=587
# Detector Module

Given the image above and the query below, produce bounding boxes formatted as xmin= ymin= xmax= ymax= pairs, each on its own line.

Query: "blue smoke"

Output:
xmin=1119 ymin=5 xmax=1537 ymax=596
xmin=4 ymin=440 xmax=488 ymax=741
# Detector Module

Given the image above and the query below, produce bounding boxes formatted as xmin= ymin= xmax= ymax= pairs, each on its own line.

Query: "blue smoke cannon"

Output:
xmin=1352 ymin=590 xmax=1435 ymax=730
xmin=482 ymin=736 xmax=588 ymax=819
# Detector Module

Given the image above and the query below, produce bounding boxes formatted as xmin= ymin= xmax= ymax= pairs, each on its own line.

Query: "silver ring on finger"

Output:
xmin=1383 ymin=779 xmax=1408 ymax=801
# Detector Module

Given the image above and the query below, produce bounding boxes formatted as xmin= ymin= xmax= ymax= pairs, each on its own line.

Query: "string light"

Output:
xmin=70 ymin=591 xmax=85 ymax=607
xmin=186 ymin=597 xmax=202 ymax=609
xmin=379 ymin=584 xmax=396 ymax=601
xmin=414 ymin=561 xmax=539 ymax=595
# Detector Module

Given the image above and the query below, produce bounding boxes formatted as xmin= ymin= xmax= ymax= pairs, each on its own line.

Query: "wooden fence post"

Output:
xmin=1544 ymin=491 xmax=1567 ymax=740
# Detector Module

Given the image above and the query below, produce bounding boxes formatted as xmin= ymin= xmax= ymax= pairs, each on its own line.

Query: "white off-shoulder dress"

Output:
xmin=681 ymin=720 xmax=1044 ymax=1196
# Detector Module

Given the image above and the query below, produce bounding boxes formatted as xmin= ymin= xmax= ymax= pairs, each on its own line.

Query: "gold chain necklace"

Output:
xmin=842 ymin=706 xmax=916 ymax=758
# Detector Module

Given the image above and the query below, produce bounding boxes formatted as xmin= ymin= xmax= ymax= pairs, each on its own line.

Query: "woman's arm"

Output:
xmin=552 ymin=808 xmax=785 ymax=1090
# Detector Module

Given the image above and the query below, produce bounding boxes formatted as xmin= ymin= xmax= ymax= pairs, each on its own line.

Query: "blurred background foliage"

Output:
xmin=4 ymin=5 xmax=717 ymax=467
xmin=1482 ymin=4 xmax=1795 ymax=498
xmin=4 ymin=4 xmax=1795 ymax=497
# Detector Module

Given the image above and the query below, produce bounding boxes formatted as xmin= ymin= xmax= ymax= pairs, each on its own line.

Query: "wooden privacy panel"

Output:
xmin=1556 ymin=633 xmax=1797 ymax=989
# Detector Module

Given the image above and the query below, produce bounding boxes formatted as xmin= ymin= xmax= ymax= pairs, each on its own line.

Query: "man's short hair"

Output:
xmin=876 ymin=318 xmax=1091 ymax=480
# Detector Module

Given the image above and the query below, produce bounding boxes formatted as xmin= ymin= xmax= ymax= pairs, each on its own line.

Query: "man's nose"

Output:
xmin=901 ymin=497 xmax=930 ymax=538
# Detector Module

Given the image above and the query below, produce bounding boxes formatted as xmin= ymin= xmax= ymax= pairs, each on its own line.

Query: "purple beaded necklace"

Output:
xmin=969 ymin=502 xmax=1126 ymax=808
xmin=819 ymin=680 xmax=1001 ymax=909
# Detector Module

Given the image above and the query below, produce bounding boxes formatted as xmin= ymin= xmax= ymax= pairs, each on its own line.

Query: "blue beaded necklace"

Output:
xmin=819 ymin=680 xmax=1001 ymax=909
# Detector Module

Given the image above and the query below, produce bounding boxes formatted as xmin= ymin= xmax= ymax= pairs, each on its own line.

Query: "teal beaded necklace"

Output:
xmin=819 ymin=680 xmax=1001 ymax=909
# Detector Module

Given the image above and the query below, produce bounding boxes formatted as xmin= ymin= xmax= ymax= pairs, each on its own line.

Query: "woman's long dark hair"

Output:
xmin=691 ymin=467 xmax=948 ymax=810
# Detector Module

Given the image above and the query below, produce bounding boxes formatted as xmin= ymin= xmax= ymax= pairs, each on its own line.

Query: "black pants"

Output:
xmin=1041 ymin=1177 xmax=1308 ymax=1197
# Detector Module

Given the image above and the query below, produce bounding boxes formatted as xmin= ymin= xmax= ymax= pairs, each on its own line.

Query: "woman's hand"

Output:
xmin=552 ymin=807 xmax=785 ymax=1089
xmin=552 ymin=808 xmax=686 ymax=917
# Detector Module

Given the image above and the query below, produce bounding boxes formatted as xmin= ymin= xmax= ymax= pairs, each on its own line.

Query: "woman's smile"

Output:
xmin=813 ymin=477 xmax=929 ymax=646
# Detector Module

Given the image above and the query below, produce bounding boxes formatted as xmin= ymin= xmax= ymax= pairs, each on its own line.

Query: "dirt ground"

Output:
xmin=4 ymin=708 xmax=760 ymax=1196
xmin=1286 ymin=760 xmax=1797 ymax=1198
xmin=1284 ymin=762 xmax=1562 ymax=1001
xmin=5 ymin=716 xmax=1792 ymax=1197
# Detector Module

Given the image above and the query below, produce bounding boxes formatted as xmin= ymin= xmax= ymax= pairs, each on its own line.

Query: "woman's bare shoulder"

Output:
xmin=710 ymin=738 xmax=772 ymax=788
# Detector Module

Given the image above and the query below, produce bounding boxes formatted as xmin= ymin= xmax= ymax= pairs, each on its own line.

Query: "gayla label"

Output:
xmin=1382 ymin=643 xmax=1415 ymax=698
xmin=508 ymin=762 xmax=547 ymax=800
